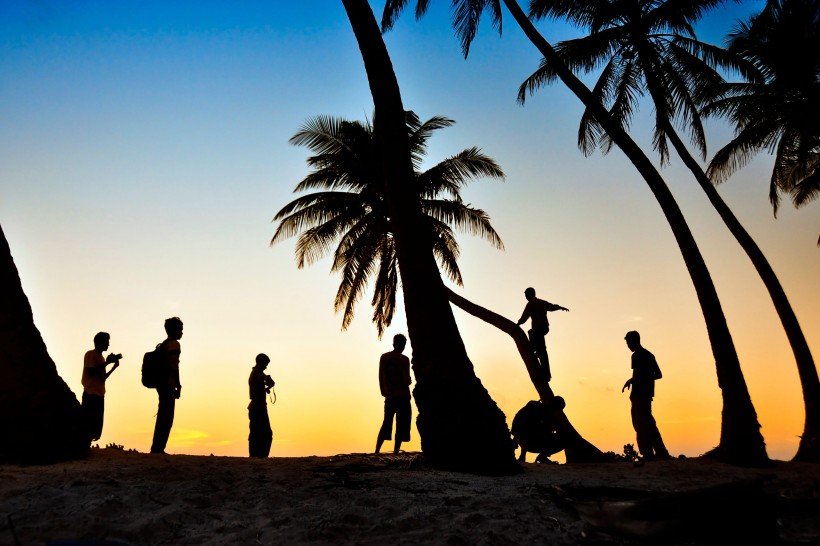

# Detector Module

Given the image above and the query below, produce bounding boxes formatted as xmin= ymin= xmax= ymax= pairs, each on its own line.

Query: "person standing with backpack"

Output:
xmin=150 ymin=317 xmax=183 ymax=454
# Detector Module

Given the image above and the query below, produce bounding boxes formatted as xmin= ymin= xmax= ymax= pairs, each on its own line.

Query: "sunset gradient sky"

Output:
xmin=1 ymin=1 xmax=817 ymax=461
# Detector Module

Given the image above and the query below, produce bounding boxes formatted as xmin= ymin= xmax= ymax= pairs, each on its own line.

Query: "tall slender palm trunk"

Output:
xmin=0 ymin=224 xmax=89 ymax=463
xmin=501 ymin=0 xmax=768 ymax=464
xmin=655 ymin=95 xmax=820 ymax=462
xmin=341 ymin=0 xmax=518 ymax=474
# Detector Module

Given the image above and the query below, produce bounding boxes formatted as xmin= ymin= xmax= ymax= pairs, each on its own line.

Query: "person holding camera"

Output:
xmin=248 ymin=353 xmax=274 ymax=458
xmin=81 ymin=331 xmax=122 ymax=442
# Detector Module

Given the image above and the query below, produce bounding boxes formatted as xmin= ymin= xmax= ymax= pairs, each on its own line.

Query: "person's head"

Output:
xmin=392 ymin=333 xmax=407 ymax=353
xmin=165 ymin=317 xmax=183 ymax=340
xmin=93 ymin=332 xmax=110 ymax=352
xmin=625 ymin=330 xmax=641 ymax=351
xmin=255 ymin=353 xmax=270 ymax=369
xmin=524 ymin=287 xmax=536 ymax=301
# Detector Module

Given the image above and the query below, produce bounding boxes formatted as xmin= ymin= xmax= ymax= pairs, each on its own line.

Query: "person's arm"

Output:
xmin=652 ymin=357 xmax=663 ymax=380
xmin=104 ymin=362 xmax=119 ymax=379
xmin=378 ymin=355 xmax=387 ymax=397
xmin=516 ymin=303 xmax=531 ymax=325
xmin=403 ymin=357 xmax=411 ymax=386
xmin=546 ymin=301 xmax=569 ymax=312
xmin=622 ymin=378 xmax=632 ymax=392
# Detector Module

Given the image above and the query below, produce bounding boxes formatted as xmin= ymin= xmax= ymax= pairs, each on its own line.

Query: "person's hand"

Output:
xmin=175 ymin=386 xmax=182 ymax=399
xmin=622 ymin=379 xmax=632 ymax=393
xmin=561 ymin=307 xmax=569 ymax=312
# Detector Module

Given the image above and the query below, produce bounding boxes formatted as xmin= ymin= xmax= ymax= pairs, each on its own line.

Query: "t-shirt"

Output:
xmin=519 ymin=298 xmax=562 ymax=333
xmin=379 ymin=350 xmax=411 ymax=399
xmin=164 ymin=339 xmax=181 ymax=388
xmin=630 ymin=347 xmax=662 ymax=399
xmin=82 ymin=350 xmax=106 ymax=396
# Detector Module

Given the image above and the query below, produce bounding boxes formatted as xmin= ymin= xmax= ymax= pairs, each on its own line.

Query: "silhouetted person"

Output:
xmin=150 ymin=317 xmax=183 ymax=454
xmin=511 ymin=396 xmax=566 ymax=463
xmin=516 ymin=287 xmax=568 ymax=382
xmin=248 ymin=353 xmax=274 ymax=458
xmin=81 ymin=332 xmax=122 ymax=442
xmin=375 ymin=333 xmax=411 ymax=454
xmin=622 ymin=330 xmax=670 ymax=461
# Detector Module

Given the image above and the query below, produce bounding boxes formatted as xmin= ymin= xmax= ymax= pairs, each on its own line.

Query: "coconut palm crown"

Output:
xmin=704 ymin=0 xmax=820 ymax=215
xmin=517 ymin=0 xmax=751 ymax=165
xmin=272 ymin=111 xmax=505 ymax=337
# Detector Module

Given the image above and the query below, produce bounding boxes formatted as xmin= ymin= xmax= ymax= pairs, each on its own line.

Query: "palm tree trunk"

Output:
xmin=444 ymin=286 xmax=610 ymax=462
xmin=661 ymin=114 xmax=820 ymax=462
xmin=0 ymin=224 xmax=90 ymax=463
xmin=501 ymin=0 xmax=768 ymax=465
xmin=342 ymin=0 xmax=518 ymax=474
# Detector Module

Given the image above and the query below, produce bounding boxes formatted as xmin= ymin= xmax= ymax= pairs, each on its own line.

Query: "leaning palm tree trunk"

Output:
xmin=659 ymin=110 xmax=820 ymax=462
xmin=342 ymin=0 xmax=518 ymax=474
xmin=0 ymin=224 xmax=89 ymax=463
xmin=443 ymin=286 xmax=552 ymax=401
xmin=500 ymin=0 xmax=768 ymax=465
xmin=444 ymin=286 xmax=609 ymax=462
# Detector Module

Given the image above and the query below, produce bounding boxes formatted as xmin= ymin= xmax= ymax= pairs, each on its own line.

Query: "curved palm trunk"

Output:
xmin=659 ymin=102 xmax=820 ymax=462
xmin=444 ymin=286 xmax=609 ymax=462
xmin=0 ymin=224 xmax=89 ymax=463
xmin=342 ymin=0 xmax=518 ymax=474
xmin=501 ymin=0 xmax=768 ymax=465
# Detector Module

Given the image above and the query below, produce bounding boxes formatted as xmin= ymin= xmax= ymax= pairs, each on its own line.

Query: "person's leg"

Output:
xmin=528 ymin=329 xmax=551 ymax=381
xmin=631 ymin=398 xmax=654 ymax=458
xmin=376 ymin=398 xmax=396 ymax=453
xmin=394 ymin=395 xmax=411 ymax=453
xmin=151 ymin=387 xmax=175 ymax=454
xmin=261 ymin=409 xmax=273 ymax=457
xmin=646 ymin=403 xmax=670 ymax=458
xmin=249 ymin=408 xmax=264 ymax=457
xmin=82 ymin=393 xmax=104 ymax=441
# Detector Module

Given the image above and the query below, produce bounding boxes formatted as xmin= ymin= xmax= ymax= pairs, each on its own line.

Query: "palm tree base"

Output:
xmin=792 ymin=432 xmax=820 ymax=463
xmin=702 ymin=444 xmax=772 ymax=468
xmin=414 ymin=375 xmax=520 ymax=475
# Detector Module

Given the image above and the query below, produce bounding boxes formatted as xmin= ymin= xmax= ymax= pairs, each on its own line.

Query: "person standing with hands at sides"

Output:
xmin=516 ymin=287 xmax=569 ymax=382
xmin=150 ymin=317 xmax=183 ymax=455
xmin=375 ymin=334 xmax=412 ymax=454
xmin=81 ymin=332 xmax=122 ymax=442
xmin=622 ymin=330 xmax=671 ymax=461
xmin=248 ymin=353 xmax=274 ymax=458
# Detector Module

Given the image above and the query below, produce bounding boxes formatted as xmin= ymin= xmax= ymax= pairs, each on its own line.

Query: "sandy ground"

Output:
xmin=1 ymin=448 xmax=819 ymax=545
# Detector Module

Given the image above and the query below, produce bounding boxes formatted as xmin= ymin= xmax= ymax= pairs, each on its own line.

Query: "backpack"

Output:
xmin=141 ymin=341 xmax=167 ymax=388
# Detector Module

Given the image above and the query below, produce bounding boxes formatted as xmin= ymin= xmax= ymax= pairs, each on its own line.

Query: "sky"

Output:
xmin=1 ymin=0 xmax=817 ymax=462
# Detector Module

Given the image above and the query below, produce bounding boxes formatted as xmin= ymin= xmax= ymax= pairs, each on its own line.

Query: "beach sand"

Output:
xmin=2 ymin=448 xmax=819 ymax=545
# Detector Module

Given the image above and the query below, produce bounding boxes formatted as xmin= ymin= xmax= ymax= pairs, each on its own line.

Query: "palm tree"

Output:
xmin=519 ymin=0 xmax=820 ymax=461
xmin=328 ymin=0 xmax=520 ymax=474
xmin=381 ymin=0 xmax=769 ymax=464
xmin=272 ymin=111 xmax=505 ymax=338
xmin=706 ymin=0 xmax=820 ymax=216
xmin=276 ymin=108 xmax=609 ymax=462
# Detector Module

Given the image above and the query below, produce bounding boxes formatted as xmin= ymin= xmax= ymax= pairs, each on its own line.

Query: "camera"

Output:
xmin=110 ymin=353 xmax=123 ymax=362
xmin=263 ymin=374 xmax=275 ymax=393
